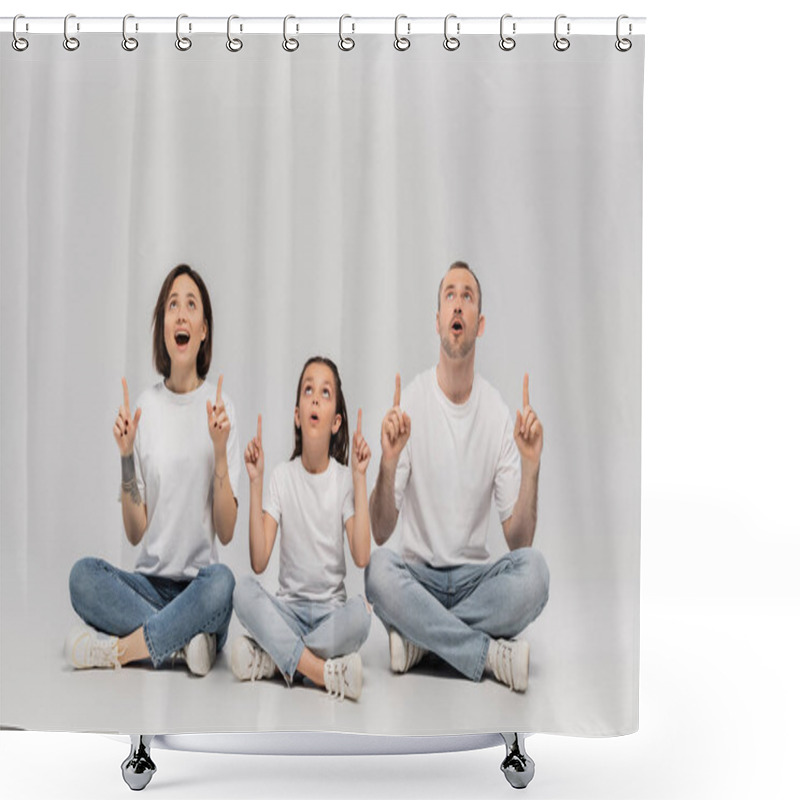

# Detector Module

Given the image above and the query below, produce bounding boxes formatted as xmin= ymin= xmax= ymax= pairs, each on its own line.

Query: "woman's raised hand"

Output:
xmin=207 ymin=375 xmax=231 ymax=455
xmin=244 ymin=413 xmax=265 ymax=483
xmin=352 ymin=408 xmax=371 ymax=476
xmin=113 ymin=378 xmax=141 ymax=456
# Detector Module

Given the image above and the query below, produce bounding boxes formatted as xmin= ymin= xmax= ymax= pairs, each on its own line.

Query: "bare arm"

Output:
xmin=348 ymin=410 xmax=372 ymax=566
xmin=120 ymin=454 xmax=147 ymax=546
xmin=502 ymin=373 xmax=544 ymax=550
xmin=369 ymin=374 xmax=410 ymax=546
xmin=243 ymin=414 xmax=276 ymax=573
xmin=208 ymin=376 xmax=237 ymax=545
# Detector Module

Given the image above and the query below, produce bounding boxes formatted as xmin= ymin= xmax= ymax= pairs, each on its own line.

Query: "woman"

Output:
xmin=65 ymin=264 xmax=241 ymax=676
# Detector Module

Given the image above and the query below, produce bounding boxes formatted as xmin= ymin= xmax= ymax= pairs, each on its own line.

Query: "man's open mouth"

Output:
xmin=451 ymin=320 xmax=463 ymax=332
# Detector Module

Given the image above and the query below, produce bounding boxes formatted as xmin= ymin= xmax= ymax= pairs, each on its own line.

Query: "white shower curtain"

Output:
xmin=1 ymin=27 xmax=643 ymax=736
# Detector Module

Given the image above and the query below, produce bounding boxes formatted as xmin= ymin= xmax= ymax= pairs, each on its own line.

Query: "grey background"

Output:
xmin=1 ymin=33 xmax=643 ymax=735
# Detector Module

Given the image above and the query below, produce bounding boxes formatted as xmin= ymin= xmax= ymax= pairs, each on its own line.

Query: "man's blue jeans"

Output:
xmin=234 ymin=575 xmax=372 ymax=682
xmin=68 ymin=557 xmax=235 ymax=667
xmin=365 ymin=547 xmax=550 ymax=682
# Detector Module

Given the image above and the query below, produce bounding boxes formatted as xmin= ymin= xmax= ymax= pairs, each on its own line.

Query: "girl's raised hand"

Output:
xmin=113 ymin=377 xmax=142 ymax=456
xmin=207 ymin=375 xmax=231 ymax=455
xmin=244 ymin=413 xmax=265 ymax=483
xmin=352 ymin=408 xmax=371 ymax=476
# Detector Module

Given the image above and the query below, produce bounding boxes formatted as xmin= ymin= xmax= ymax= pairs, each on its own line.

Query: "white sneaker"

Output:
xmin=389 ymin=629 xmax=427 ymax=673
xmin=230 ymin=635 xmax=277 ymax=681
xmin=323 ymin=653 xmax=362 ymax=701
xmin=179 ymin=633 xmax=216 ymax=677
xmin=487 ymin=639 xmax=529 ymax=692
xmin=65 ymin=624 xmax=122 ymax=669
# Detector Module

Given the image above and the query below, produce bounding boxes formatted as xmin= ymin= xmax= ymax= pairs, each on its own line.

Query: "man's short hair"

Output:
xmin=438 ymin=261 xmax=482 ymax=314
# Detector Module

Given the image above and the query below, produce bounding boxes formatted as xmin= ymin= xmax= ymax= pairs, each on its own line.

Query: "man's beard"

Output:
xmin=440 ymin=324 xmax=477 ymax=360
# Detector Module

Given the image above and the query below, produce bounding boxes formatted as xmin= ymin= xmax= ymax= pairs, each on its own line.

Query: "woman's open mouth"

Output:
xmin=175 ymin=331 xmax=190 ymax=349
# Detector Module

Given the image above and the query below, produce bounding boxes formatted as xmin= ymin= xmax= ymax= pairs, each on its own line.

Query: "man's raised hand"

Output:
xmin=514 ymin=373 xmax=543 ymax=467
xmin=244 ymin=413 xmax=265 ymax=483
xmin=352 ymin=408 xmax=372 ymax=476
xmin=380 ymin=373 xmax=411 ymax=466
xmin=207 ymin=375 xmax=231 ymax=454
xmin=113 ymin=377 xmax=141 ymax=456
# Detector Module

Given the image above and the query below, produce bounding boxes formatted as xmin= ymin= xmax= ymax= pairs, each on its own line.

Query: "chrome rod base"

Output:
xmin=121 ymin=735 xmax=156 ymax=791
xmin=500 ymin=732 xmax=535 ymax=789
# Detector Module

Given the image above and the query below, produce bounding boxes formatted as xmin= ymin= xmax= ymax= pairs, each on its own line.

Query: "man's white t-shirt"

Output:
xmin=394 ymin=367 xmax=521 ymax=567
xmin=263 ymin=457 xmax=355 ymax=605
xmin=131 ymin=379 xmax=241 ymax=580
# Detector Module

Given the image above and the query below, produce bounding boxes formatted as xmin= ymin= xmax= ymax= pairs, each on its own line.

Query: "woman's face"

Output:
xmin=163 ymin=273 xmax=207 ymax=376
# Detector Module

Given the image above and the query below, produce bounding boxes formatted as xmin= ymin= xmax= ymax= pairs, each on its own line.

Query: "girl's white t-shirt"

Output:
xmin=393 ymin=367 xmax=521 ymax=567
xmin=131 ymin=379 xmax=241 ymax=579
xmin=263 ymin=457 xmax=355 ymax=605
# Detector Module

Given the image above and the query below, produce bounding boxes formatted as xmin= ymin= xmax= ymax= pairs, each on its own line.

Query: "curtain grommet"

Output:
xmin=12 ymin=15 xmax=29 ymax=51
xmin=121 ymin=14 xmax=138 ymax=52
xmin=175 ymin=14 xmax=192 ymax=51
xmin=282 ymin=15 xmax=299 ymax=52
xmin=443 ymin=14 xmax=460 ymax=51
xmin=615 ymin=15 xmax=632 ymax=51
xmin=338 ymin=14 xmax=355 ymax=51
xmin=553 ymin=14 xmax=570 ymax=52
xmin=63 ymin=14 xmax=80 ymax=51
xmin=394 ymin=15 xmax=410 ymax=51
xmin=226 ymin=15 xmax=243 ymax=52
xmin=499 ymin=14 xmax=516 ymax=51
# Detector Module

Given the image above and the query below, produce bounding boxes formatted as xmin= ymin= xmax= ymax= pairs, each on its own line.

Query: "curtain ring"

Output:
xmin=226 ymin=15 xmax=243 ymax=52
xmin=282 ymin=15 xmax=299 ymax=52
xmin=122 ymin=14 xmax=138 ymax=51
xmin=394 ymin=14 xmax=410 ymax=51
xmin=499 ymin=14 xmax=516 ymax=51
xmin=175 ymin=14 xmax=192 ymax=51
xmin=615 ymin=15 xmax=632 ymax=52
xmin=339 ymin=14 xmax=355 ymax=51
xmin=63 ymin=13 xmax=80 ymax=51
xmin=553 ymin=14 xmax=570 ymax=52
xmin=12 ymin=15 xmax=29 ymax=52
xmin=443 ymin=14 xmax=460 ymax=51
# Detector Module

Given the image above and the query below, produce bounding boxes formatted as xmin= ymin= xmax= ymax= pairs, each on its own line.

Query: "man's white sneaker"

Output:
xmin=487 ymin=638 xmax=529 ymax=692
xmin=323 ymin=653 xmax=362 ymax=701
xmin=65 ymin=624 xmax=122 ymax=669
xmin=389 ymin=629 xmax=427 ymax=673
xmin=179 ymin=633 xmax=216 ymax=677
xmin=230 ymin=635 xmax=277 ymax=681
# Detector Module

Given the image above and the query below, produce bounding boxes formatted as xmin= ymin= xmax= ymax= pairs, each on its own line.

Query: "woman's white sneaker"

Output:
xmin=65 ymin=624 xmax=122 ymax=669
xmin=180 ymin=633 xmax=216 ymax=676
xmin=230 ymin=635 xmax=277 ymax=681
xmin=323 ymin=653 xmax=362 ymax=701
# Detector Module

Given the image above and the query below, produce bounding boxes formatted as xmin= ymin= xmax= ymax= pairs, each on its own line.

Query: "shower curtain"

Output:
xmin=1 ymin=24 xmax=644 ymax=737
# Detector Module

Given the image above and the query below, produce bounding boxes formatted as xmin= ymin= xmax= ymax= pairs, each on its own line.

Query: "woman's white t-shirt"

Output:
xmin=393 ymin=367 xmax=521 ymax=567
xmin=131 ymin=379 xmax=241 ymax=579
xmin=263 ymin=458 xmax=355 ymax=605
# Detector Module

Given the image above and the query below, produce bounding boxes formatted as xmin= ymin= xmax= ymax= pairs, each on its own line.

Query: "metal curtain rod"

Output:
xmin=1 ymin=16 xmax=646 ymax=36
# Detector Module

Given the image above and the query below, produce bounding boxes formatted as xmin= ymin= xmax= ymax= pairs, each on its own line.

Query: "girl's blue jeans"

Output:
xmin=69 ymin=556 xmax=235 ymax=667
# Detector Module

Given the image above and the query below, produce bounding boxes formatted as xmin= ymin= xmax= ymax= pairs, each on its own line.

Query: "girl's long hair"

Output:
xmin=291 ymin=356 xmax=349 ymax=466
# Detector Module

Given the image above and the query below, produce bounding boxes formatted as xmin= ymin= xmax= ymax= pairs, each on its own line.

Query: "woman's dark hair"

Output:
xmin=151 ymin=264 xmax=213 ymax=380
xmin=291 ymin=356 xmax=349 ymax=466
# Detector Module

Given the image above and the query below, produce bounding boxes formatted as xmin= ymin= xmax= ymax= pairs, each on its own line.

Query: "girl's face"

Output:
xmin=163 ymin=273 xmax=207 ymax=375
xmin=294 ymin=362 xmax=341 ymax=446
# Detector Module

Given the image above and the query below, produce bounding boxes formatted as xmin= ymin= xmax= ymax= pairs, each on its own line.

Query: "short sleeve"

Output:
xmin=494 ymin=415 xmax=521 ymax=522
xmin=393 ymin=442 xmax=412 ymax=512
xmin=223 ymin=394 xmax=242 ymax=502
xmin=263 ymin=467 xmax=282 ymax=523
xmin=341 ymin=470 xmax=355 ymax=526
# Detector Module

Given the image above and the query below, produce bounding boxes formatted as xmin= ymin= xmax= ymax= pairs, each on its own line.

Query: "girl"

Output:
xmin=65 ymin=264 xmax=241 ymax=676
xmin=232 ymin=357 xmax=372 ymax=701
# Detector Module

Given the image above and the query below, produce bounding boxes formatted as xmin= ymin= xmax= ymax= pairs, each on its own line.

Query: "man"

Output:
xmin=365 ymin=261 xmax=549 ymax=692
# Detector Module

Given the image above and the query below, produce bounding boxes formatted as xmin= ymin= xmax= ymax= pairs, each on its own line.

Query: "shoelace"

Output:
xmin=249 ymin=647 xmax=271 ymax=682
xmin=90 ymin=636 xmax=122 ymax=670
xmin=325 ymin=661 xmax=347 ymax=701
xmin=494 ymin=642 xmax=516 ymax=691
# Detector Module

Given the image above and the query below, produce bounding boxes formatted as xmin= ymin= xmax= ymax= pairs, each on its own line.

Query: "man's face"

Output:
xmin=436 ymin=268 xmax=485 ymax=360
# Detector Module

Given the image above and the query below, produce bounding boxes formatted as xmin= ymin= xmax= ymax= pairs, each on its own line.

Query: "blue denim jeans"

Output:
xmin=68 ymin=557 xmax=235 ymax=667
xmin=233 ymin=575 xmax=372 ymax=682
xmin=365 ymin=547 xmax=550 ymax=682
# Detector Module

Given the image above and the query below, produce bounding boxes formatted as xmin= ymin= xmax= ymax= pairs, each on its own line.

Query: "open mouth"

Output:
xmin=175 ymin=331 xmax=190 ymax=346
xmin=310 ymin=412 xmax=320 ymax=422
xmin=451 ymin=319 xmax=464 ymax=333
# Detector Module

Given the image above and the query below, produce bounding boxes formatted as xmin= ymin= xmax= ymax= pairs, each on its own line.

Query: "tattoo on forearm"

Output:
xmin=121 ymin=454 xmax=142 ymax=506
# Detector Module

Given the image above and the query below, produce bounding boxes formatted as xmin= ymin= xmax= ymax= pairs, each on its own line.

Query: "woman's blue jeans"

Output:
xmin=234 ymin=575 xmax=372 ymax=682
xmin=365 ymin=546 xmax=550 ymax=682
xmin=69 ymin=557 xmax=235 ymax=667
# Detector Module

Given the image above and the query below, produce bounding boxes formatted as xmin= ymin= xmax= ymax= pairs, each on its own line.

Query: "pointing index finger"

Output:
xmin=122 ymin=378 xmax=130 ymax=412
xmin=257 ymin=413 xmax=262 ymax=443
xmin=356 ymin=408 xmax=362 ymax=436
xmin=523 ymin=373 xmax=530 ymax=409
xmin=393 ymin=373 xmax=401 ymax=408
xmin=216 ymin=375 xmax=223 ymax=406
